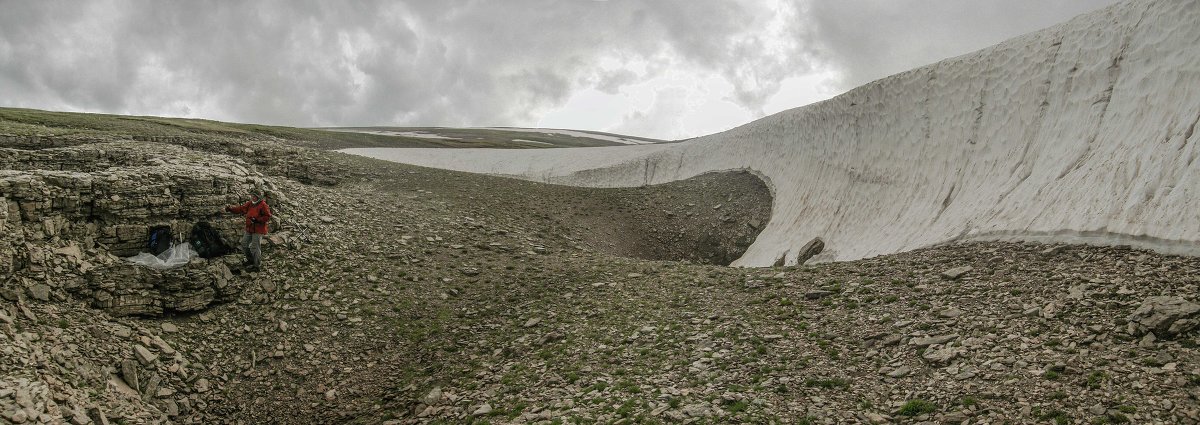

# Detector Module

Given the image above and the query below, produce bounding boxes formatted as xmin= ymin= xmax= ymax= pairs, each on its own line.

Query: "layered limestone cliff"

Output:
xmin=0 ymin=141 xmax=280 ymax=316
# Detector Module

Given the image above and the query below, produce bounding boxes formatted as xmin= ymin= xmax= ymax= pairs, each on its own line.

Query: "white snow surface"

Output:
xmin=326 ymin=129 xmax=461 ymax=140
xmin=473 ymin=127 xmax=657 ymax=145
xmin=512 ymin=139 xmax=555 ymax=146
xmin=343 ymin=0 xmax=1200 ymax=267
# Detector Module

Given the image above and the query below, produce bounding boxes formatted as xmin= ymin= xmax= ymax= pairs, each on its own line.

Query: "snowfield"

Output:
xmin=325 ymin=129 xmax=461 ymax=140
xmin=473 ymin=127 xmax=659 ymax=145
xmin=343 ymin=0 xmax=1200 ymax=267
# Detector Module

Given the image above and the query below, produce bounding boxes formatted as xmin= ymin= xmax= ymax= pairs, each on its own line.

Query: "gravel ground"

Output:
xmin=4 ymin=143 xmax=1200 ymax=425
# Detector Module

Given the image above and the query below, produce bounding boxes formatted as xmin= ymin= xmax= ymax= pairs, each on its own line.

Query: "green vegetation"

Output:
xmin=724 ymin=400 xmax=749 ymax=414
xmin=897 ymin=399 xmax=937 ymax=416
xmin=1039 ymin=409 xmax=1071 ymax=425
xmin=1086 ymin=371 xmax=1108 ymax=389
xmin=803 ymin=378 xmax=848 ymax=389
xmin=0 ymin=107 xmax=660 ymax=150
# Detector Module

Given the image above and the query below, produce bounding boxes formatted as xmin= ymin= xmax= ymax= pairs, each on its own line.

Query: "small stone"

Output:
xmin=1139 ymin=332 xmax=1157 ymax=348
xmin=922 ymin=347 xmax=960 ymax=365
xmin=940 ymin=266 xmax=973 ymax=280
xmin=194 ymin=378 xmax=210 ymax=393
xmin=161 ymin=323 xmax=179 ymax=333
xmin=805 ymin=290 xmax=835 ymax=300
xmin=423 ymin=387 xmax=443 ymax=405
xmin=938 ymin=307 xmax=963 ymax=318
xmin=681 ymin=403 xmax=713 ymax=418
xmin=325 ymin=389 xmax=337 ymax=401
xmin=887 ymin=366 xmax=912 ymax=378
xmin=523 ymin=318 xmax=541 ymax=328
xmin=472 ymin=403 xmax=492 ymax=416
xmin=87 ymin=407 xmax=111 ymax=425
xmin=162 ymin=398 xmax=179 ymax=417
xmin=319 ymin=216 xmax=335 ymax=224
xmin=26 ymin=284 xmax=51 ymax=302
xmin=1040 ymin=245 xmax=1068 ymax=256
xmin=941 ymin=412 xmax=969 ymax=423
xmin=69 ymin=407 xmax=91 ymax=424
xmin=133 ymin=344 xmax=158 ymax=365
xmin=18 ymin=305 xmax=35 ymax=321
xmin=120 ymin=360 xmax=140 ymax=390
xmin=910 ymin=334 xmax=959 ymax=347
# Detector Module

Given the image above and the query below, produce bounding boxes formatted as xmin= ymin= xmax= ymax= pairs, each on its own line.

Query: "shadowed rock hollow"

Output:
xmin=470 ymin=170 xmax=773 ymax=266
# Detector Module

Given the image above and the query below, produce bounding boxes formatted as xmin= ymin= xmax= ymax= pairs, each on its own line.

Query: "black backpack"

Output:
xmin=147 ymin=225 xmax=173 ymax=255
xmin=189 ymin=221 xmax=231 ymax=259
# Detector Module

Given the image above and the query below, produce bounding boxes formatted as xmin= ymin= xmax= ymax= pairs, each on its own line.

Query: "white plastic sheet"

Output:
xmin=126 ymin=243 xmax=198 ymax=270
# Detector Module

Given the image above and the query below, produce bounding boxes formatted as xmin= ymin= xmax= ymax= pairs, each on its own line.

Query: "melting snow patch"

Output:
xmin=476 ymin=127 xmax=656 ymax=145
xmin=326 ymin=129 xmax=461 ymax=140
xmin=512 ymin=139 xmax=554 ymax=146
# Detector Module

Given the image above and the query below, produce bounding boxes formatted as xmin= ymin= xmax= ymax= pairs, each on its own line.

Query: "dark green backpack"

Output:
xmin=189 ymin=221 xmax=231 ymax=259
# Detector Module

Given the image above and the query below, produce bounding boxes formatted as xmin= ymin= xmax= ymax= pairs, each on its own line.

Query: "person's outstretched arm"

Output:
xmin=226 ymin=201 xmax=250 ymax=214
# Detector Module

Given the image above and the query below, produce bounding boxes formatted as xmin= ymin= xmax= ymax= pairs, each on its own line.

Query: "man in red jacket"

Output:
xmin=225 ymin=189 xmax=272 ymax=271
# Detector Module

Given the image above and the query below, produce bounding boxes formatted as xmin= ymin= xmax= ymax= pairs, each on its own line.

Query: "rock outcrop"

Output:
xmin=0 ymin=141 xmax=277 ymax=316
xmin=1127 ymin=296 xmax=1200 ymax=338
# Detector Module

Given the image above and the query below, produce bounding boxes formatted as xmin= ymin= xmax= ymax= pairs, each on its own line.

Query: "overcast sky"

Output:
xmin=0 ymin=0 xmax=1120 ymax=140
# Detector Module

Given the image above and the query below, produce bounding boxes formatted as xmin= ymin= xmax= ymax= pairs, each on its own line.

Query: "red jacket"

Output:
xmin=226 ymin=200 xmax=272 ymax=234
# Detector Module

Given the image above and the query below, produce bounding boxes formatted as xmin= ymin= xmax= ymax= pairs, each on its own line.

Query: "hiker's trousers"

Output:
xmin=240 ymin=233 xmax=262 ymax=267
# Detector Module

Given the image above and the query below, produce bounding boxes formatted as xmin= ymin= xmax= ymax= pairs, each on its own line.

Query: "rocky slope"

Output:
xmin=0 ymin=130 xmax=771 ymax=423
xmin=1 ymin=132 xmax=1198 ymax=425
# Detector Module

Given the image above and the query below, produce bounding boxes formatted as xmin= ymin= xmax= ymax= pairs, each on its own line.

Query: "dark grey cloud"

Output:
xmin=0 ymin=0 xmax=815 ymax=133
xmin=0 ymin=0 xmax=1122 ymax=138
xmin=805 ymin=0 xmax=1122 ymax=90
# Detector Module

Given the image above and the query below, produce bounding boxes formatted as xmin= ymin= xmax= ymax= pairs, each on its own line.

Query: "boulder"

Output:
xmin=1127 ymin=296 xmax=1200 ymax=338
xmin=796 ymin=237 xmax=825 ymax=265
xmin=940 ymin=266 xmax=973 ymax=280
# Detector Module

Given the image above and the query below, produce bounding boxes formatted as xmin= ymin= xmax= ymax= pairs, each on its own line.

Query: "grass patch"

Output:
xmin=724 ymin=400 xmax=749 ymax=414
xmin=803 ymin=378 xmax=848 ymax=389
xmin=1039 ymin=409 xmax=1071 ymax=425
xmin=897 ymin=399 xmax=937 ymax=416
xmin=1086 ymin=371 xmax=1108 ymax=389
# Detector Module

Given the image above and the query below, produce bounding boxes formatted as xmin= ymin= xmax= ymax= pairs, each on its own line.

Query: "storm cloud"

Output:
xmin=806 ymin=0 xmax=1121 ymax=90
xmin=0 ymin=0 xmax=1119 ymax=139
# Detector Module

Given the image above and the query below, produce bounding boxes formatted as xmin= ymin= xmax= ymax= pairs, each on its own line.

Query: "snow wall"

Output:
xmin=344 ymin=0 xmax=1200 ymax=267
